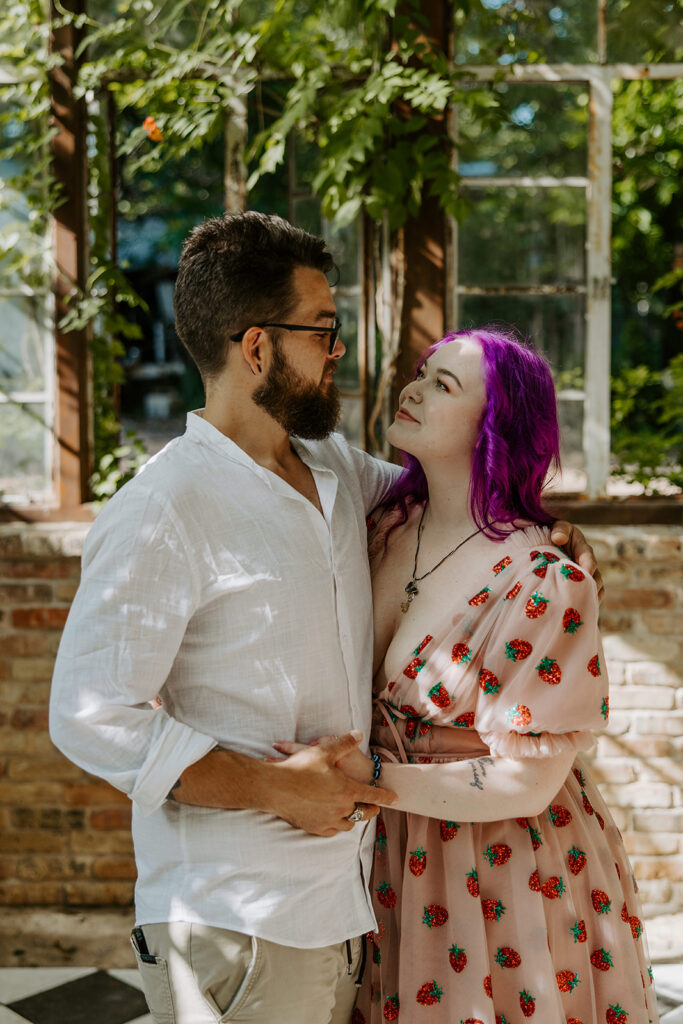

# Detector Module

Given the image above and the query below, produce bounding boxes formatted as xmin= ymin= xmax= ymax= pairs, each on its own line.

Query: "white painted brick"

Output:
xmin=603 ymin=634 xmax=679 ymax=663
xmin=609 ymin=686 xmax=675 ymax=710
xmin=599 ymin=782 xmax=673 ymax=808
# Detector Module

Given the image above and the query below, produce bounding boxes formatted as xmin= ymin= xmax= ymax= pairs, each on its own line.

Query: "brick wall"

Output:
xmin=0 ymin=520 xmax=681 ymax=956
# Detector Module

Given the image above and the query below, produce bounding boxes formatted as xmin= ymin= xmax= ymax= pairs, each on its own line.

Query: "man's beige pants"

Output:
xmin=132 ymin=922 xmax=364 ymax=1024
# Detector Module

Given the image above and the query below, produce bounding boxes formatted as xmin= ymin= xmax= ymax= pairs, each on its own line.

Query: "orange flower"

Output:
xmin=142 ymin=116 xmax=164 ymax=142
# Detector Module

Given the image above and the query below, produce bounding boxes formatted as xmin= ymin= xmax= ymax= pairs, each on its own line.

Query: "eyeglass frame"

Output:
xmin=230 ymin=318 xmax=342 ymax=356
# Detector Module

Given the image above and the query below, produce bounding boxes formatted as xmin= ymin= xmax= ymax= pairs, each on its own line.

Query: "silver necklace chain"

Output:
xmin=401 ymin=503 xmax=484 ymax=613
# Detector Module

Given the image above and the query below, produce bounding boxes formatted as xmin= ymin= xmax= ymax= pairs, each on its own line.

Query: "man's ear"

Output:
xmin=240 ymin=326 xmax=267 ymax=376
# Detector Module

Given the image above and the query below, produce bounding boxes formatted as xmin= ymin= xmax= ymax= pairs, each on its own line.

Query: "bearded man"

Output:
xmin=50 ymin=212 xmax=598 ymax=1024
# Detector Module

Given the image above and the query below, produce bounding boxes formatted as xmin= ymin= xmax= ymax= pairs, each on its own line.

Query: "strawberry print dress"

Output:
xmin=355 ymin=526 xmax=657 ymax=1024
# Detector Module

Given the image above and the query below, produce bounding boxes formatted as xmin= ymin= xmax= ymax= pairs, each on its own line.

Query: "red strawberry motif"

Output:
xmin=469 ymin=587 xmax=491 ymax=606
xmin=505 ymin=638 xmax=533 ymax=661
xmin=567 ymin=1020 xmax=584 ymax=1024
xmin=590 ymin=947 xmax=614 ymax=971
xmin=591 ymin=889 xmax=612 ymax=915
xmin=571 ymin=919 xmax=587 ymax=943
xmin=525 ymin=591 xmax=549 ymax=618
xmin=549 ymin=804 xmax=573 ymax=828
xmin=563 ymin=607 xmax=584 ymax=634
xmin=484 ymin=842 xmax=512 ymax=867
xmin=507 ymin=704 xmax=532 ymax=727
xmin=519 ymin=989 xmax=536 ymax=1017
xmin=492 ymin=555 xmax=512 ymax=575
xmin=582 ymin=792 xmax=594 ymax=816
xmin=481 ymin=898 xmax=505 ymax=921
xmin=556 ymin=969 xmax=581 ymax=992
xmin=376 ymin=881 xmax=397 ymax=909
xmin=620 ymin=901 xmax=630 ymax=923
xmin=531 ymin=550 xmax=559 ymax=578
xmin=428 ymin=682 xmax=451 ymax=709
xmin=453 ymin=712 xmax=475 ymax=728
xmin=516 ymin=816 xmax=542 ymax=849
xmin=462 ymin=1020 xmax=485 ymax=1024
xmin=629 ymin=915 xmax=642 ymax=940
xmin=541 ymin=875 xmax=566 ymax=900
xmin=375 ymin=815 xmax=387 ymax=851
xmin=383 ymin=995 xmax=399 ymax=1021
xmin=536 ymin=656 xmax=562 ymax=685
xmin=448 ymin=944 xmax=467 ymax=972
xmin=494 ymin=946 xmax=521 ymax=968
xmin=414 ymin=635 xmax=433 ymax=656
xmin=561 ymin=563 xmax=585 ymax=582
xmin=496 ymin=1018 xmax=511 ymax=1024
xmin=451 ymin=642 xmax=472 ymax=664
xmin=478 ymin=668 xmax=501 ymax=694
xmin=403 ymin=657 xmax=425 ymax=679
xmin=422 ymin=903 xmax=449 ymax=928
xmin=528 ymin=868 xmax=541 ymax=892
xmin=568 ymin=845 xmax=587 ymax=874
xmin=416 ymin=980 xmax=443 ymax=1006
xmin=409 ymin=846 xmax=427 ymax=876
xmin=600 ymin=696 xmax=609 ymax=720
xmin=483 ymin=973 xmax=493 ymax=998
xmin=588 ymin=654 xmax=602 ymax=677
xmin=606 ymin=1006 xmax=629 ymax=1024
xmin=505 ymin=580 xmax=522 ymax=600
xmin=466 ymin=868 xmax=479 ymax=897
xmin=440 ymin=820 xmax=460 ymax=842
xmin=573 ymin=766 xmax=586 ymax=788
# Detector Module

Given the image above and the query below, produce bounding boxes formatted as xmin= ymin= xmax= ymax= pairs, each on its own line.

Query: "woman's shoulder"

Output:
xmin=367 ymin=498 xmax=423 ymax=565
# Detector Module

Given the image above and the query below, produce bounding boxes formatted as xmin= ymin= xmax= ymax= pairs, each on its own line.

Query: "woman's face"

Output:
xmin=386 ymin=335 xmax=487 ymax=466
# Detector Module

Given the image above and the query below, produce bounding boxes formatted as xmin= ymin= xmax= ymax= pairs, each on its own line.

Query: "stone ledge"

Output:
xmin=0 ymin=909 xmax=136 ymax=968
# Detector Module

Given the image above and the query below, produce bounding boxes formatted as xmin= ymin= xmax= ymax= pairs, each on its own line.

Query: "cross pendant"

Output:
xmin=401 ymin=579 xmax=419 ymax=614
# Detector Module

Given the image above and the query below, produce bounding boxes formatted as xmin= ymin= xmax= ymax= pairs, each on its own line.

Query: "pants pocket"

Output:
xmin=190 ymin=926 xmax=262 ymax=1021
xmin=131 ymin=940 xmax=175 ymax=1022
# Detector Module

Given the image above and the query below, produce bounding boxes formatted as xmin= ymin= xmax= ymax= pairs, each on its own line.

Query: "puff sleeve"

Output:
xmin=474 ymin=548 xmax=608 ymax=759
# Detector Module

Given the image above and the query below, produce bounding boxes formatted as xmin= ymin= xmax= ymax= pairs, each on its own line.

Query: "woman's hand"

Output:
xmin=550 ymin=520 xmax=604 ymax=602
xmin=273 ymin=735 xmax=375 ymax=786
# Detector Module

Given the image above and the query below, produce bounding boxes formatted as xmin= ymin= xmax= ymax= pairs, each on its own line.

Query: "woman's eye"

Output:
xmin=416 ymin=369 xmax=425 ymax=379
xmin=436 ymin=379 xmax=448 ymax=390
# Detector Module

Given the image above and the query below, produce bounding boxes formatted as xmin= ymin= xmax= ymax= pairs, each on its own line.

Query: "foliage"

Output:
xmin=610 ymin=355 xmax=683 ymax=492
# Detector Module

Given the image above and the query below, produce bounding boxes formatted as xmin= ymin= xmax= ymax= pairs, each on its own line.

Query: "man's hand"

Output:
xmin=266 ymin=733 xmax=396 ymax=837
xmin=550 ymin=520 xmax=604 ymax=602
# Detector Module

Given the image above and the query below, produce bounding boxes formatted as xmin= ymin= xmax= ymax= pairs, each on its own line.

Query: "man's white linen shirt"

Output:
xmin=50 ymin=412 xmax=398 ymax=948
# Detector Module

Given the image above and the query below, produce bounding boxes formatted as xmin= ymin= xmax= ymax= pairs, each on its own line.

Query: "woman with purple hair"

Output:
xmin=281 ymin=327 xmax=656 ymax=1023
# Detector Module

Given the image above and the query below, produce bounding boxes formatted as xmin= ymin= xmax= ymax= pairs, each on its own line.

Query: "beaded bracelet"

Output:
xmin=370 ymin=752 xmax=382 ymax=786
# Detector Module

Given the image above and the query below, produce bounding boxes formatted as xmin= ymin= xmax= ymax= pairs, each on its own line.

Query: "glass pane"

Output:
xmin=458 ymin=186 xmax=586 ymax=286
xmin=458 ymin=84 xmax=589 ymax=180
xmin=0 ymin=295 xmax=49 ymax=392
xmin=333 ymin=290 xmax=361 ymax=391
xmin=325 ymin=215 xmax=361 ymax=287
xmin=339 ymin=395 xmax=363 ymax=448
xmin=455 ymin=0 xmax=598 ymax=65
xmin=0 ymin=401 xmax=50 ymax=498
xmin=458 ymin=292 xmax=586 ymax=378
xmin=606 ymin=0 xmax=683 ymax=61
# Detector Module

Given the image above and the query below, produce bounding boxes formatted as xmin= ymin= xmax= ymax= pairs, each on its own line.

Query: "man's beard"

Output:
xmin=253 ymin=343 xmax=341 ymax=440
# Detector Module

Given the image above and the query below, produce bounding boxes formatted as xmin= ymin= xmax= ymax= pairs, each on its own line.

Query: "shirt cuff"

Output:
xmin=130 ymin=720 xmax=217 ymax=816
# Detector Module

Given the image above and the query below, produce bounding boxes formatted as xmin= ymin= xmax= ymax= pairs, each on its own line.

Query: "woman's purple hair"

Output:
xmin=384 ymin=325 xmax=561 ymax=540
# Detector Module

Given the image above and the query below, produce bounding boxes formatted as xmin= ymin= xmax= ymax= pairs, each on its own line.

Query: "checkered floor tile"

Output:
xmin=0 ymin=963 xmax=680 ymax=1023
xmin=0 ymin=969 xmax=151 ymax=1024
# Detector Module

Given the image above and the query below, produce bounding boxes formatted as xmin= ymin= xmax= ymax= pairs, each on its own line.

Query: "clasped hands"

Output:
xmin=269 ymin=732 xmax=391 ymax=838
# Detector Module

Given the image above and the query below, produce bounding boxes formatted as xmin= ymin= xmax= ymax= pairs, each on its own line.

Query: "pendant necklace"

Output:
xmin=401 ymin=502 xmax=484 ymax=613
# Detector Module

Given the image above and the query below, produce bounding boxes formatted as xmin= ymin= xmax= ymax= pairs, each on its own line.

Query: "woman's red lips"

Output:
xmin=396 ymin=407 xmax=418 ymax=423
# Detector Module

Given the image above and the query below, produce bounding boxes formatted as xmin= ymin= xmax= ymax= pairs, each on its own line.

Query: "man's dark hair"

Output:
xmin=173 ymin=211 xmax=336 ymax=381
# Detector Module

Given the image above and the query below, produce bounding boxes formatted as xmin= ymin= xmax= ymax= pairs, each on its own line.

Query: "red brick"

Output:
xmin=0 ymin=584 xmax=53 ymax=604
xmin=0 ymin=856 xmax=16 ymax=879
xmin=16 ymin=854 xmax=90 ymax=881
xmin=69 ymin=832 xmax=134 ymax=856
xmin=64 ymin=881 xmax=134 ymax=906
xmin=91 ymin=808 xmax=132 ymax=830
xmin=0 ymin=831 xmax=68 ymax=854
xmin=2 ymin=682 xmax=52 ymax=706
xmin=10 ymin=709 xmax=50 ymax=731
xmin=7 ymin=758 xmax=83 ymax=782
xmin=0 ymin=881 xmax=63 ymax=905
xmin=63 ymin=783 xmax=129 ymax=807
xmin=642 ymin=612 xmax=683 ymax=635
xmin=0 ymin=558 xmax=81 ymax=580
xmin=12 ymin=608 xmax=70 ymax=629
xmin=92 ymin=857 xmax=137 ymax=880
xmin=604 ymin=588 xmax=675 ymax=611
xmin=0 ymin=730 xmax=58 ymax=755
xmin=11 ymin=807 xmax=85 ymax=830
xmin=11 ymin=658 xmax=56 ymax=682
xmin=0 ymin=634 xmax=52 ymax=657
xmin=0 ymin=781 xmax=64 ymax=805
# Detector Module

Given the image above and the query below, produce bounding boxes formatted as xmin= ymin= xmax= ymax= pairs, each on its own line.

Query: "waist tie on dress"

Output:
xmin=373 ymin=699 xmax=410 ymax=765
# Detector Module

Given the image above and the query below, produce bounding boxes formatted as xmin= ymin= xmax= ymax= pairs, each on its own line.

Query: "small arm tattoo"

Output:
xmin=166 ymin=778 xmax=182 ymax=801
xmin=469 ymin=757 xmax=495 ymax=791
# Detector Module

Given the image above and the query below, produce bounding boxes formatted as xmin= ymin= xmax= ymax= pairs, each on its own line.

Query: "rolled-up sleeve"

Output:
xmin=49 ymin=487 xmax=217 ymax=815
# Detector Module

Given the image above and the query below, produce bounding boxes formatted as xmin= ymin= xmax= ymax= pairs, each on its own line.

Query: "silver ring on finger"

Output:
xmin=346 ymin=804 xmax=364 ymax=823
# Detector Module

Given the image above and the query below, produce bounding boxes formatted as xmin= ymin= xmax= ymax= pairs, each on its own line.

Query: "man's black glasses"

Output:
xmin=231 ymin=318 xmax=342 ymax=356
